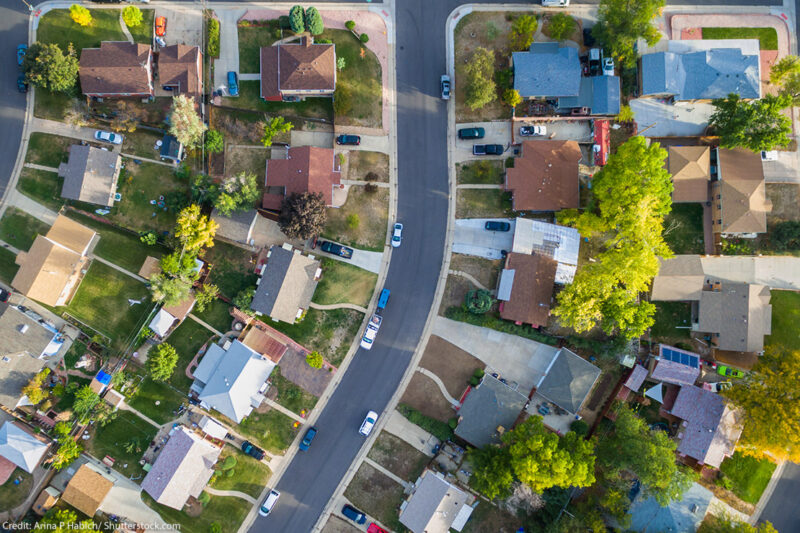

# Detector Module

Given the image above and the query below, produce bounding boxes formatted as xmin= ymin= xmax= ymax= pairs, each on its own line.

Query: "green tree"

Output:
xmin=469 ymin=445 xmax=514 ymax=499
xmin=278 ymin=192 xmax=327 ymax=240
xmin=304 ymin=7 xmax=324 ymax=35
xmin=204 ymin=129 xmax=224 ymax=154
xmin=41 ymin=508 xmax=94 ymax=531
xmin=617 ymin=104 xmax=635 ymax=123
xmin=710 ymin=93 xmax=792 ymax=152
xmin=207 ymin=18 xmax=220 ymax=57
xmin=510 ymin=14 xmax=538 ymax=51
xmin=346 ymin=213 xmax=360 ymax=229
xmin=221 ymin=455 xmax=238 ymax=470
xmin=503 ymin=88 xmax=522 ymax=107
xmin=72 ymin=386 xmax=100 ymax=423
xmin=147 ymin=343 xmax=179 ymax=382
xmin=122 ymin=5 xmax=143 ymax=27
xmin=289 ymin=6 xmax=305 ymax=33
xmin=23 ymin=42 xmax=80 ymax=93
xmin=195 ymin=284 xmax=220 ymax=313
xmin=769 ymin=55 xmax=800 ymax=106
xmin=260 ymin=116 xmax=293 ymax=147
xmin=22 ymin=368 xmax=50 ymax=405
xmin=464 ymin=48 xmax=496 ymax=111
xmin=306 ymin=351 xmax=323 ymax=369
xmin=698 ymin=515 xmax=778 ymax=533
xmin=345 ymin=20 xmax=356 ymax=31
xmin=337 ymin=56 xmax=346 ymax=71
xmin=215 ymin=171 xmax=261 ymax=215
xmin=160 ymin=251 xmax=201 ymax=280
xmin=53 ymin=421 xmax=72 ymax=439
xmin=150 ymin=274 xmax=193 ymax=307
xmin=169 ymin=95 xmax=207 ymax=149
xmin=548 ymin=13 xmax=576 ymax=41
xmin=465 ymin=289 xmax=493 ymax=314
xmin=139 ymin=230 xmax=158 ymax=246
xmin=69 ymin=4 xmax=92 ymax=26
xmin=233 ymin=289 xmax=254 ymax=313
xmin=593 ymin=0 xmax=665 ymax=68
xmin=176 ymin=204 xmax=218 ymax=254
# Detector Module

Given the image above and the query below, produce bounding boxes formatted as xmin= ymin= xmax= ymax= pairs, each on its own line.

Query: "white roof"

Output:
xmin=149 ymin=308 xmax=176 ymax=338
xmin=645 ymin=383 xmax=664 ymax=403
xmin=511 ymin=218 xmax=580 ymax=284
xmin=198 ymin=416 xmax=227 ymax=439
xmin=0 ymin=421 xmax=48 ymax=473
xmin=497 ymin=269 xmax=515 ymax=301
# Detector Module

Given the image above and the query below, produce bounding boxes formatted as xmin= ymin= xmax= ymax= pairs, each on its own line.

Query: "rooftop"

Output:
xmin=80 ymin=41 xmax=152 ymax=96
xmin=260 ymin=38 xmax=336 ymax=100
xmin=513 ymin=42 xmax=581 ymax=98
xmin=668 ymin=146 xmax=710 ymax=203
xmin=715 ymin=148 xmax=770 ymax=235
xmin=157 ymin=44 xmax=202 ymax=101
xmin=557 ymin=75 xmax=621 ymax=115
xmin=455 ymin=376 xmax=528 ymax=448
xmin=262 ymin=146 xmax=341 ymax=209
xmin=697 ymin=282 xmax=771 ymax=352
xmin=505 ymin=140 xmax=582 ymax=212
xmin=498 ymin=253 xmax=557 ymax=327
xmin=58 ymin=145 xmax=121 ymax=207
xmin=61 ymin=463 xmax=113 ymax=517
xmin=535 ymin=348 xmax=601 ymax=414
xmin=399 ymin=470 xmax=474 ymax=533
xmin=0 ymin=421 xmax=49 ymax=473
xmin=251 ymin=245 xmax=320 ymax=323
xmin=510 ymin=218 xmax=580 ymax=284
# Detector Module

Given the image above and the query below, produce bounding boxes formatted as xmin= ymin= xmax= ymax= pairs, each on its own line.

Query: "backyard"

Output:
xmin=0 ymin=208 xmax=51 ymax=251
xmin=85 ymin=410 xmax=158 ymax=480
xmin=121 ymin=129 xmax=165 ymax=160
xmin=166 ymin=318 xmax=216 ymax=393
xmin=649 ymin=301 xmax=692 ymax=343
xmin=322 ymin=187 xmax=389 ymax=252
xmin=142 ymin=492 xmax=251 ymax=533
xmin=268 ymin=307 xmax=362 ymax=367
xmin=719 ymin=451 xmax=776 ymax=504
xmin=765 ymin=289 xmax=800 ymax=350
xmin=193 ymin=299 xmax=232 ymax=333
xmin=225 ymin=145 xmax=268 ymax=181
xmin=456 ymin=189 xmax=513 ymax=218
xmin=313 ymin=258 xmax=377 ymax=308
xmin=16 ymin=168 xmax=64 ymax=212
xmin=128 ymin=9 xmax=155 ymax=44
xmin=209 ymin=446 xmax=272 ymax=499
xmin=109 ymin=160 xmax=187 ymax=234
xmin=25 ymin=133 xmax=75 ymax=168
xmin=203 ymin=240 xmax=256 ymax=299
xmin=343 ymin=463 xmax=406 ymax=531
xmin=0 ymin=468 xmax=33 ymax=512
xmin=457 ymin=160 xmax=505 ymax=185
xmin=663 ymin=204 xmax=705 ymax=254
xmin=126 ymin=374 xmax=187 ymax=425
xmin=367 ymin=431 xmax=429 ymax=482
xmin=460 ymin=501 xmax=524 ymax=533
xmin=268 ymin=366 xmax=318 ymax=415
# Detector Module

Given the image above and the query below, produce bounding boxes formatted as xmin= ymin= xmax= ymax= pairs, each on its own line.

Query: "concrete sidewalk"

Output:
xmin=383 ymin=409 xmax=439 ymax=457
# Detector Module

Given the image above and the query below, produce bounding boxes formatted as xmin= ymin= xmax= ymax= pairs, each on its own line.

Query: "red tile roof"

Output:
xmin=263 ymin=146 xmax=341 ymax=208
xmin=505 ymin=140 xmax=582 ymax=211
xmin=260 ymin=38 xmax=336 ymax=100
xmin=80 ymin=42 xmax=153 ymax=97
xmin=158 ymin=45 xmax=202 ymax=101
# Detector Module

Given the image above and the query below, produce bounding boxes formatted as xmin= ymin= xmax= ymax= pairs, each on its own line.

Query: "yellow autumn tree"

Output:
xmin=69 ymin=4 xmax=92 ymax=26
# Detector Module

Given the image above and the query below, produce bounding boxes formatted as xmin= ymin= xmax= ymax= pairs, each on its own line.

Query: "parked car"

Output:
xmin=227 ymin=71 xmax=239 ymax=96
xmin=258 ymin=490 xmax=280 ymax=517
xmin=377 ymin=288 xmax=390 ymax=311
xmin=472 ymin=144 xmax=504 ymax=156
xmin=360 ymin=316 xmax=381 ymax=350
xmin=16 ymin=44 xmax=27 ymax=67
xmin=368 ymin=525 xmax=389 ymax=533
xmin=458 ymin=127 xmax=485 ymax=140
xmin=485 ymin=221 xmax=511 ymax=232
xmin=299 ymin=427 xmax=317 ymax=451
xmin=717 ymin=366 xmax=745 ymax=379
xmin=542 ymin=0 xmax=569 ymax=5
xmin=761 ymin=150 xmax=779 ymax=161
xmin=94 ymin=130 xmax=123 ymax=145
xmin=440 ymin=74 xmax=451 ymax=100
xmin=519 ymin=125 xmax=546 ymax=137
xmin=342 ymin=504 xmax=367 ymax=525
xmin=17 ymin=75 xmax=28 ymax=93
xmin=359 ymin=411 xmax=378 ymax=437
xmin=582 ymin=28 xmax=595 ymax=47
xmin=703 ymin=381 xmax=732 ymax=393
xmin=391 ymin=223 xmax=403 ymax=248
xmin=155 ymin=16 xmax=167 ymax=37
xmin=602 ymin=57 xmax=615 ymax=76
xmin=336 ymin=134 xmax=361 ymax=146
xmin=588 ymin=48 xmax=601 ymax=76
xmin=241 ymin=440 xmax=265 ymax=460
xmin=320 ymin=240 xmax=354 ymax=259
xmin=0 ymin=288 xmax=10 ymax=303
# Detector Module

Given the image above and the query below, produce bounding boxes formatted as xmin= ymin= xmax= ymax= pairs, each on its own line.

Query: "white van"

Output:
xmin=259 ymin=490 xmax=280 ymax=517
xmin=542 ymin=0 xmax=569 ymax=6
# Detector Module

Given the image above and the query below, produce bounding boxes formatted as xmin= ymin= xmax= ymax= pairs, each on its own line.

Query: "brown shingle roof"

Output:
xmin=499 ymin=253 xmax=557 ymax=326
xmin=61 ymin=464 xmax=113 ymax=517
xmin=163 ymin=294 xmax=196 ymax=322
xmin=80 ymin=42 xmax=153 ymax=97
xmin=241 ymin=325 xmax=289 ymax=364
xmin=158 ymin=45 xmax=202 ymax=101
xmin=58 ymin=145 xmax=121 ymax=207
xmin=138 ymin=256 xmax=161 ymax=279
xmin=668 ymin=146 xmax=710 ymax=203
xmin=263 ymin=146 xmax=341 ymax=207
xmin=713 ymin=148 xmax=770 ymax=234
xmin=260 ymin=38 xmax=336 ymax=100
xmin=505 ymin=140 xmax=582 ymax=211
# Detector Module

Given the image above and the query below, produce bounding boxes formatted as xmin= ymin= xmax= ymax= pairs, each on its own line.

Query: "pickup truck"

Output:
xmin=473 ymin=144 xmax=504 ymax=156
xmin=241 ymin=440 xmax=265 ymax=461
xmin=320 ymin=240 xmax=354 ymax=259
xmin=360 ymin=314 xmax=382 ymax=350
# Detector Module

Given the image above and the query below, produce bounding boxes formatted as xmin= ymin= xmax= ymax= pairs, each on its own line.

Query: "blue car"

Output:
xmin=227 ymin=71 xmax=239 ymax=96
xmin=298 ymin=427 xmax=317 ymax=451
xmin=16 ymin=44 xmax=27 ymax=67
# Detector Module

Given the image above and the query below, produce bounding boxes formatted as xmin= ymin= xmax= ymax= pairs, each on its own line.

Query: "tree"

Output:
xmin=168 ymin=95 xmax=206 ymax=149
xmin=345 ymin=20 xmax=356 ymax=31
xmin=510 ymin=14 xmax=537 ymax=52
xmin=289 ymin=6 xmax=305 ymax=33
xmin=150 ymin=274 xmax=193 ymax=306
xmin=122 ymin=5 xmax=143 ymax=27
xmin=176 ymin=204 xmax=218 ymax=254
xmin=306 ymin=351 xmax=323 ymax=369
xmin=72 ymin=386 xmax=100 ymax=423
xmin=502 ymin=88 xmax=522 ymax=107
xmin=69 ymin=4 xmax=92 ymax=26
xmin=22 ymin=368 xmax=50 ymax=405
xmin=160 ymin=251 xmax=201 ymax=280
xmin=260 ymin=116 xmax=293 ymax=147
xmin=469 ymin=446 xmax=514 ymax=499
xmin=278 ymin=192 xmax=326 ymax=240
xmin=207 ymin=18 xmax=220 ymax=57
xmin=195 ymin=284 xmax=220 ymax=313
xmin=337 ymin=56 xmax=346 ymax=71
xmin=139 ymin=230 xmax=158 ymax=246
xmin=698 ymin=515 xmax=778 ymax=533
xmin=593 ymin=0 xmax=665 ymax=68
xmin=191 ymin=174 xmax=220 ymax=206
xmin=769 ymin=55 xmax=800 ymax=105
xmin=723 ymin=347 xmax=800 ymax=462
xmin=147 ymin=343 xmax=179 ymax=382
xmin=204 ymin=129 xmax=224 ymax=154
xmin=710 ymin=93 xmax=792 ymax=152
xmin=548 ymin=13 xmax=576 ymax=41
xmin=464 ymin=48 xmax=496 ymax=111
xmin=617 ymin=104 xmax=635 ymax=123
xmin=360 ymin=33 xmax=369 ymax=44
xmin=215 ymin=171 xmax=261 ymax=215
xmin=304 ymin=7 xmax=324 ymax=35
xmin=233 ymin=289 xmax=254 ymax=313
xmin=465 ymin=289 xmax=493 ymax=314
xmin=23 ymin=42 xmax=80 ymax=93
xmin=41 ymin=508 xmax=94 ymax=532
xmin=53 ymin=421 xmax=72 ymax=439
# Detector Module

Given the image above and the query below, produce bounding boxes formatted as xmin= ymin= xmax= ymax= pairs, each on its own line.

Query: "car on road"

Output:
xmin=472 ymin=144 xmax=504 ymax=156
xmin=377 ymin=288 xmax=390 ymax=310
xmin=336 ymin=134 xmax=361 ymax=146
xmin=368 ymin=524 xmax=389 ymax=533
xmin=227 ymin=71 xmax=239 ymax=96
xmin=16 ymin=44 xmax=26 ymax=67
xmin=542 ymin=0 xmax=569 ymax=6
xmin=440 ymin=74 xmax=451 ymax=100
xmin=342 ymin=504 xmax=367 ymax=525
xmin=258 ymin=490 xmax=280 ymax=517
xmin=155 ymin=16 xmax=167 ymax=37
xmin=519 ymin=125 xmax=546 ymax=137
xmin=359 ymin=411 xmax=378 ymax=437
xmin=0 ymin=288 xmax=10 ymax=303
xmin=17 ymin=75 xmax=28 ymax=93
xmin=458 ymin=127 xmax=485 ymax=140
xmin=602 ymin=57 xmax=615 ymax=76
xmin=241 ymin=440 xmax=265 ymax=460
xmin=299 ymin=427 xmax=317 ymax=451
xmin=360 ymin=314 xmax=382 ymax=350
xmin=485 ymin=221 xmax=511 ymax=232
xmin=717 ymin=366 xmax=745 ymax=379
xmin=94 ymin=130 xmax=123 ymax=145
xmin=391 ymin=223 xmax=403 ymax=248
xmin=319 ymin=240 xmax=354 ymax=259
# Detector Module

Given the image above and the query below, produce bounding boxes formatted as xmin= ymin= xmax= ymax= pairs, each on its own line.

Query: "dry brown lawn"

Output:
xmin=348 ymin=151 xmax=389 ymax=183
xmin=343 ymin=463 xmax=406 ymax=531
xmin=766 ymin=183 xmax=800 ymax=222
xmin=367 ymin=431 xmax=430 ymax=482
xmin=420 ymin=335 xmax=484 ymax=399
xmin=320 ymin=516 xmax=361 ymax=533
xmin=323 ymin=186 xmax=388 ymax=251
xmin=450 ymin=253 xmax=503 ymax=289
xmin=225 ymin=146 xmax=268 ymax=181
xmin=439 ymin=273 xmax=473 ymax=314
xmin=399 ymin=373 xmax=456 ymax=422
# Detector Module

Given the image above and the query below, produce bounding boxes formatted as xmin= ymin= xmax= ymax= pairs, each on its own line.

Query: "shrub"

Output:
xmin=69 ymin=4 xmax=92 ymax=26
xmin=364 ymin=183 xmax=378 ymax=194
xmin=465 ymin=289 xmax=493 ymax=314
xmin=197 ymin=492 xmax=210 ymax=505
xmin=469 ymin=376 xmax=480 ymax=387
xmin=617 ymin=104 xmax=635 ymax=123
xmin=221 ymin=455 xmax=237 ymax=470
xmin=473 ymin=368 xmax=485 ymax=379
xmin=316 ymin=38 xmax=332 ymax=44
xmin=278 ymin=15 xmax=291 ymax=29
xmin=289 ymin=5 xmax=305 ymax=33
xmin=495 ymin=67 xmax=513 ymax=91
xmin=448 ymin=418 xmax=459 ymax=429
xmin=445 ymin=307 xmax=559 ymax=345
xmin=306 ymin=351 xmax=323 ymax=369
xmin=346 ymin=213 xmax=360 ymax=229
xmin=122 ymin=6 xmax=143 ymax=27
xmin=337 ymin=56 xmax=346 ymax=71
xmin=547 ymin=13 xmax=576 ymax=42
xmin=304 ymin=7 xmax=324 ymax=35
xmin=510 ymin=14 xmax=537 ymax=51
xmin=570 ymin=419 xmax=589 ymax=436
xmin=345 ymin=20 xmax=356 ymax=31
xmin=360 ymin=33 xmax=369 ymax=43
xmin=503 ymin=88 xmax=522 ymax=107
xmin=397 ymin=404 xmax=453 ymax=441
xmin=207 ymin=18 xmax=220 ymax=57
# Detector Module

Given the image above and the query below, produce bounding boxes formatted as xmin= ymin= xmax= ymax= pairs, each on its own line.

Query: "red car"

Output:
xmin=367 ymin=525 xmax=388 ymax=533
xmin=155 ymin=16 xmax=167 ymax=37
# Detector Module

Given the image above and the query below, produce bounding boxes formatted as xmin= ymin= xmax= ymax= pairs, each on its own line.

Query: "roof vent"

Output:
xmin=18 ymin=324 xmax=29 ymax=334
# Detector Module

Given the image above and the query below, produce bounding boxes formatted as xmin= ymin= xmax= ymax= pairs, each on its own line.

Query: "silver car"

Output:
xmin=94 ymin=130 xmax=123 ymax=145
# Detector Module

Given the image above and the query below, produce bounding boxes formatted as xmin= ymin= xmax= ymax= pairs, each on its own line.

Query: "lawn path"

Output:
xmin=119 ymin=13 xmax=135 ymax=43
xmin=187 ymin=313 xmax=224 ymax=336
xmin=120 ymin=153 xmax=175 ymax=167
xmin=415 ymin=368 xmax=460 ymax=407
xmin=341 ymin=179 xmax=390 ymax=188
xmin=262 ymin=397 xmax=306 ymax=424
xmin=23 ymin=163 xmax=59 ymax=173
xmin=308 ymin=301 xmax=368 ymax=314
xmin=456 ymin=184 xmax=504 ymax=189
xmin=204 ymin=487 xmax=257 ymax=505
xmin=91 ymin=255 xmax=148 ymax=283
xmin=448 ymin=269 xmax=493 ymax=293
xmin=362 ymin=457 xmax=412 ymax=490
xmin=118 ymin=403 xmax=161 ymax=429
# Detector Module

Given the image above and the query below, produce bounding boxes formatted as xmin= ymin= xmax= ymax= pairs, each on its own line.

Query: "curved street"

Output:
xmin=0 ymin=1 xmax=29 ymax=199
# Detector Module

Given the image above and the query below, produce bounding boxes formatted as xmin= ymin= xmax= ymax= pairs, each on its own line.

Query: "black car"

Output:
xmin=473 ymin=144 xmax=504 ymax=156
xmin=485 ymin=221 xmax=511 ymax=232
xmin=241 ymin=440 xmax=265 ymax=461
xmin=341 ymin=504 xmax=366 ymax=525
xmin=336 ymin=134 xmax=361 ymax=146
xmin=0 ymin=288 xmax=9 ymax=303
xmin=320 ymin=240 xmax=354 ymax=259
xmin=458 ymin=127 xmax=485 ymax=140
xmin=583 ymin=28 xmax=596 ymax=47
xmin=17 ymin=75 xmax=28 ymax=93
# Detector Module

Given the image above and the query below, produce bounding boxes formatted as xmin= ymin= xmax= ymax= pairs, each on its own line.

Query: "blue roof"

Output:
xmin=628 ymin=483 xmax=713 ymax=532
xmin=557 ymin=76 xmax=620 ymax=115
xmin=95 ymin=370 xmax=112 ymax=385
xmin=641 ymin=48 xmax=760 ymax=100
xmin=513 ymin=43 xmax=581 ymax=98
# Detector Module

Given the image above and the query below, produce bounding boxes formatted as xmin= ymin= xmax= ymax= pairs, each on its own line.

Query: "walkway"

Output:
xmin=448 ymin=269 xmax=492 ymax=292
xmin=188 ymin=313 xmax=224 ymax=336
xmin=455 ymin=183 xmax=503 ymax=189
xmin=341 ymin=179 xmax=390 ymax=189
xmin=23 ymin=162 xmax=58 ymax=173
xmin=416 ymin=368 xmax=460 ymax=407
xmin=4 ymin=189 xmax=58 ymax=224
xmin=119 ymin=14 xmax=134 ymax=43
xmin=118 ymin=403 xmax=161 ymax=429
xmin=205 ymin=487 xmax=257 ymax=505
xmin=309 ymin=301 xmax=368 ymax=314
xmin=120 ymin=153 xmax=174 ymax=167
xmin=363 ymin=457 xmax=412 ymax=490
xmin=263 ymin=397 xmax=306 ymax=424
xmin=91 ymin=255 xmax=148 ymax=283
xmin=383 ymin=409 xmax=439 ymax=457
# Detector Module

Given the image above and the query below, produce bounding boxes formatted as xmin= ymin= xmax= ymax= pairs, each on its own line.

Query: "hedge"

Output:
xmin=207 ymin=18 xmax=220 ymax=57
xmin=397 ymin=404 xmax=453 ymax=441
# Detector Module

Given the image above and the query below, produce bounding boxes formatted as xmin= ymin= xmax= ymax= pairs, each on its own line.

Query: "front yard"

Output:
xmin=209 ymin=446 xmax=272 ymax=499
xmin=236 ymin=407 xmax=299 ymax=454
xmin=348 ymin=151 xmax=389 ymax=183
xmin=25 ymin=133 xmax=74 ymax=168
xmin=268 ymin=308 xmax=362 ymax=367
xmin=17 ymin=168 xmax=64 ymax=212
xmin=313 ymin=258 xmax=377 ymax=308
xmin=367 ymin=431 xmax=429 ymax=482
xmin=664 ymin=203 xmax=705 ymax=254
xmin=322 ymin=186 xmax=388 ymax=252
xmin=0 ymin=248 xmax=19 ymax=284
xmin=37 ymin=8 xmax=126 ymax=51
xmin=142 ymin=492 xmax=251 ymax=533
xmin=237 ymin=21 xmax=282 ymax=73
xmin=0 ymin=469 xmax=33 ymax=512
xmin=701 ymin=27 xmax=778 ymax=50
xmin=457 ymin=160 xmax=505 ymax=185
xmin=268 ymin=365 xmax=318 ymax=415
xmin=765 ymin=289 xmax=800 ymax=350
xmin=456 ymin=189 xmax=513 ymax=218
xmin=85 ymin=410 xmax=158 ymax=480
xmin=718 ymin=452 xmax=776 ymax=504
xmin=343 ymin=462 xmax=406 ymax=531
xmin=0 ymin=208 xmax=51 ymax=251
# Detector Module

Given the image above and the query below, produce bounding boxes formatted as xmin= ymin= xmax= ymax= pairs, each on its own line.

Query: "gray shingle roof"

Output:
xmin=251 ymin=246 xmax=320 ymax=323
xmin=454 ymin=376 xmax=527 ymax=447
xmin=210 ymin=209 xmax=257 ymax=245
xmin=399 ymin=470 xmax=472 ymax=533
xmin=697 ymin=283 xmax=771 ymax=352
xmin=557 ymin=76 xmax=621 ymax=115
xmin=513 ymin=43 xmax=581 ymax=98
xmin=535 ymin=348 xmax=600 ymax=414
xmin=58 ymin=145 xmax=121 ymax=207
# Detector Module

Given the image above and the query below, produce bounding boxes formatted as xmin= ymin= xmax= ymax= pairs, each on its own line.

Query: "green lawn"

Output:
xmin=765 ymin=289 xmax=800 ymax=350
xmin=126 ymin=375 xmax=186 ymax=425
xmin=109 ymin=160 xmax=186 ymax=234
xmin=650 ymin=301 xmax=692 ymax=341
xmin=25 ymin=132 xmax=75 ymax=168
xmin=267 ymin=307 xmax=362 ymax=366
xmin=237 ymin=22 xmax=282 ymax=74
xmin=0 ymin=208 xmax=51 ymax=251
xmin=322 ymin=187 xmax=389 ymax=252
xmin=0 ymin=248 xmax=19 ymax=284
xmin=664 ymin=203 xmax=705 ymax=254
xmin=222 ymin=81 xmax=334 ymax=121
xmin=269 ymin=366 xmax=318 ymax=415
xmin=193 ymin=299 xmax=232 ymax=333
xmin=142 ymin=492 xmax=250 ymax=533
xmin=33 ymin=89 xmax=75 ymax=122
xmin=456 ymin=189 xmax=513 ymax=218
xmin=128 ymin=9 xmax=154 ymax=45
xmin=237 ymin=408 xmax=299 ymax=454
xmin=167 ymin=318 xmax=216 ymax=393
xmin=719 ymin=452 xmax=776 ymax=504
xmin=203 ymin=240 xmax=256 ymax=299
xmin=313 ymin=258 xmax=376 ymax=308
xmin=0 ymin=468 xmax=33 ymax=512
xmin=209 ymin=446 xmax=272 ymax=499
xmin=37 ymin=8 xmax=126 ymax=51
xmin=63 ymin=339 xmax=89 ymax=369
xmin=121 ymin=129 xmax=164 ymax=160
xmin=61 ymin=261 xmax=153 ymax=347
xmin=457 ymin=160 xmax=505 ymax=185
xmin=85 ymin=411 xmax=158 ymax=480
xmin=702 ymin=27 xmax=778 ymax=50
xmin=17 ymin=168 xmax=65 ymax=212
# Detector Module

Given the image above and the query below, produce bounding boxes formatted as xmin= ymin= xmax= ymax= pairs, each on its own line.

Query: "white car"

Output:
xmin=94 ymin=130 xmax=123 ymax=145
xmin=519 ymin=125 xmax=546 ymax=137
xmin=542 ymin=0 xmax=569 ymax=6
xmin=360 ymin=314 xmax=382 ymax=350
xmin=602 ymin=57 xmax=615 ymax=76
xmin=258 ymin=490 xmax=280 ymax=517
xmin=359 ymin=411 xmax=378 ymax=436
xmin=761 ymin=150 xmax=778 ymax=161
xmin=391 ymin=223 xmax=403 ymax=248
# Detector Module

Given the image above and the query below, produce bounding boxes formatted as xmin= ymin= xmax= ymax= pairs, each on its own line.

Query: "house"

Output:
xmin=622 ymin=364 xmax=648 ymax=394
xmin=61 ymin=463 xmax=113 ymax=517
xmin=12 ymin=215 xmax=97 ymax=307
xmin=57 ymin=145 xmax=121 ymax=207
xmin=455 ymin=375 xmax=528 ymax=447
xmin=0 ymin=421 xmax=49 ymax=474
xmin=556 ymin=75 xmax=621 ymax=115
xmin=262 ymin=146 xmax=342 ymax=210
xmin=650 ymin=344 xmax=701 ymax=387
xmin=239 ymin=324 xmax=289 ymax=364
xmin=654 ymin=254 xmax=800 ymax=292
xmin=32 ymin=486 xmax=61 ymax=515
xmin=651 ymin=255 xmax=706 ymax=302
xmin=667 ymin=385 xmax=743 ymax=467
xmin=510 ymin=218 xmax=580 ymax=284
xmin=260 ymin=37 xmax=336 ymax=101
xmin=497 ymin=253 xmax=557 ymax=327
xmin=103 ymin=389 xmax=125 ymax=409
xmin=149 ymin=294 xmax=197 ymax=339
xmin=160 ymin=134 xmax=185 ymax=164
xmin=504 ymin=141 xmax=582 ymax=212
xmin=80 ymin=41 xmax=154 ymax=98
xmin=533 ymin=348 xmax=601 ymax=416
xmin=191 ymin=340 xmax=276 ymax=423
xmin=0 ymin=303 xmax=63 ymax=408
xmin=627 ymin=483 xmax=713 ymax=532
xmin=512 ymin=42 xmax=581 ymax=99
xmin=696 ymin=282 xmax=771 ymax=353
xmin=211 ymin=209 xmax=259 ymax=246
xmin=711 ymin=148 xmax=770 ymax=237
xmin=667 ymin=146 xmax=711 ymax=203
xmin=399 ymin=470 xmax=475 ymax=533
xmin=157 ymin=45 xmax=202 ymax=101
xmin=141 ymin=426 xmax=221 ymax=510
xmin=251 ymin=245 xmax=321 ymax=323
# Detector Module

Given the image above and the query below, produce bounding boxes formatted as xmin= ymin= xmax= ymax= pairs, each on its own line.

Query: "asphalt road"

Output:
xmin=0 ymin=1 xmax=28 ymax=200
xmin=760 ymin=462 xmax=800 ymax=531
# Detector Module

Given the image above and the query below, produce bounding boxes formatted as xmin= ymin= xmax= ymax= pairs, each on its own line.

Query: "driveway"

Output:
xmin=335 ymin=134 xmax=390 ymax=155
xmin=700 ymin=256 xmax=800 ymax=290
xmin=454 ymin=121 xmax=511 ymax=163
xmin=763 ymin=151 xmax=800 ymax=183
xmin=629 ymin=99 xmax=713 ymax=137
xmin=452 ymin=218 xmax=515 ymax=259
xmin=213 ymin=9 xmax=246 ymax=92
xmin=311 ymin=242 xmax=383 ymax=274
xmin=156 ymin=7 xmax=203 ymax=48
xmin=513 ymin=119 xmax=593 ymax=143
xmin=432 ymin=317 xmax=560 ymax=396
xmin=291 ymin=130 xmax=335 ymax=149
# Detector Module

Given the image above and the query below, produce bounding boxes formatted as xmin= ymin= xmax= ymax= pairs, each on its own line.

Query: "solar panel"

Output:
xmin=661 ymin=346 xmax=699 ymax=368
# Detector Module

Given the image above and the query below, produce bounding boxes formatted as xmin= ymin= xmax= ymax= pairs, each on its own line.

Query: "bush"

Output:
xmin=397 ymin=404 xmax=453 ymax=441
xmin=547 ymin=13 xmax=576 ymax=42
xmin=364 ymin=183 xmax=378 ymax=194
xmin=306 ymin=351 xmax=323 ymax=369
xmin=122 ymin=6 xmax=143 ymax=27
xmin=207 ymin=18 xmax=220 ymax=57
xmin=503 ymin=88 xmax=522 ymax=107
xmin=473 ymin=368 xmax=485 ymax=379
xmin=444 ymin=306 xmax=559 ymax=345
xmin=345 ymin=20 xmax=356 ymax=31
xmin=69 ymin=4 xmax=92 ymax=26
xmin=768 ymin=220 xmax=800 ymax=251
xmin=616 ymin=104 xmax=635 ymax=123
xmin=360 ymin=33 xmax=369 ymax=43
xmin=197 ymin=492 xmax=210 ymax=505
xmin=289 ymin=5 xmax=305 ymax=33
xmin=346 ymin=213 xmax=360 ymax=229
xmin=448 ymin=418 xmax=459 ymax=429
xmin=221 ymin=455 xmax=237 ymax=470
xmin=510 ymin=14 xmax=537 ymax=51
xmin=469 ymin=376 xmax=480 ymax=387
xmin=495 ymin=67 xmax=513 ymax=91
xmin=304 ymin=7 xmax=324 ymax=35
xmin=570 ymin=419 xmax=589 ymax=436
xmin=278 ymin=15 xmax=291 ymax=29
xmin=465 ymin=289 xmax=493 ymax=314
xmin=316 ymin=38 xmax=332 ymax=44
